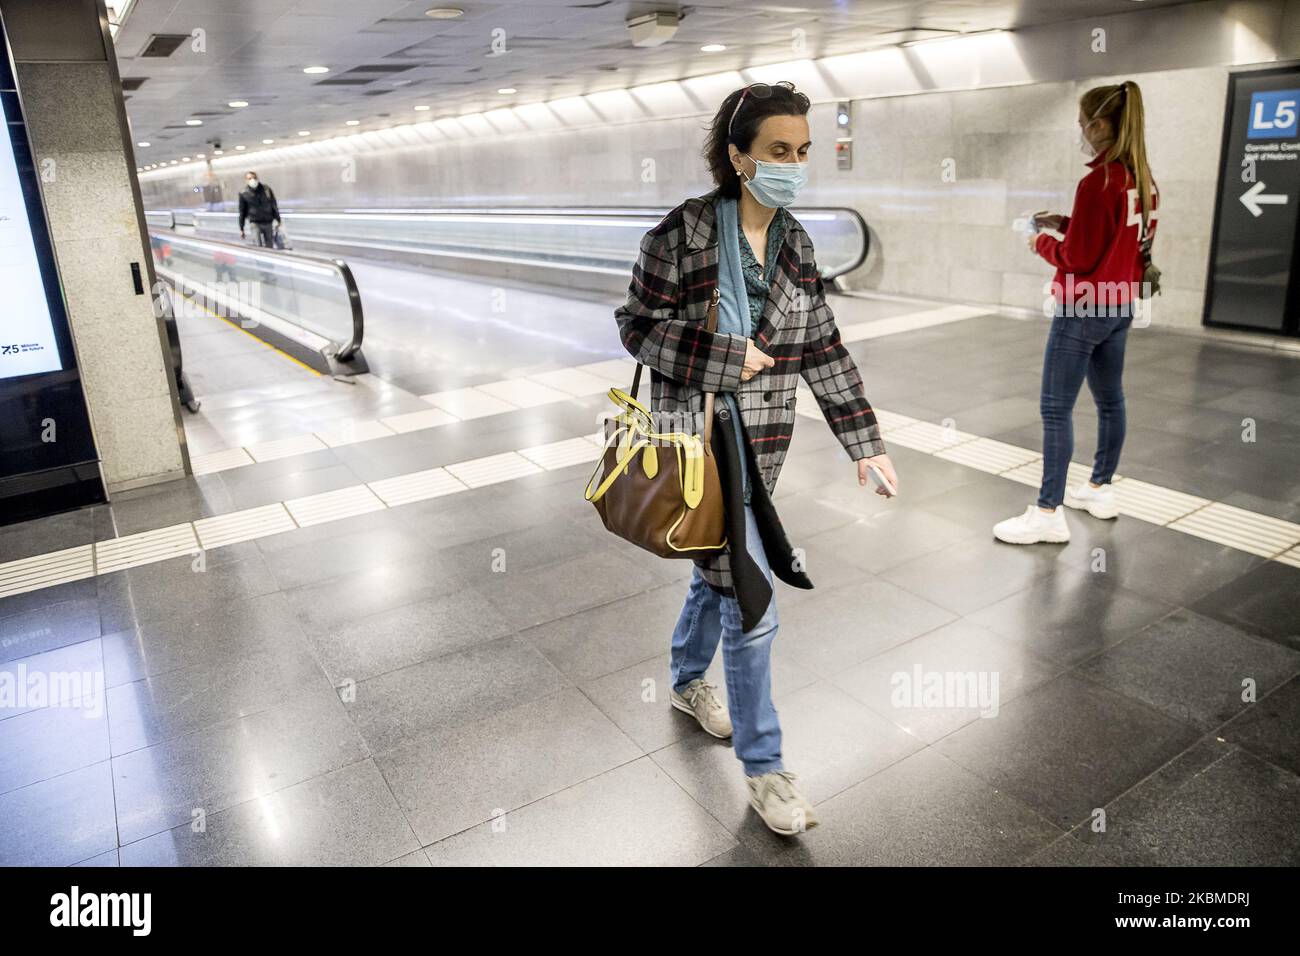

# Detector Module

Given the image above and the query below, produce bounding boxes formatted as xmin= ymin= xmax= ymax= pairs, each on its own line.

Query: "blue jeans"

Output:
xmin=669 ymin=504 xmax=782 ymax=776
xmin=1038 ymin=306 xmax=1133 ymax=509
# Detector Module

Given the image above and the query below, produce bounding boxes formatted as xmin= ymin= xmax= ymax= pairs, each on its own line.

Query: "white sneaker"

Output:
xmin=670 ymin=679 xmax=733 ymax=739
xmin=993 ymin=505 xmax=1070 ymax=545
xmin=1064 ymin=482 xmax=1119 ymax=519
xmin=747 ymin=771 xmax=819 ymax=836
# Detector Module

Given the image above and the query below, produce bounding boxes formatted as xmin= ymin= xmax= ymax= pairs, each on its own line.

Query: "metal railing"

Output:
xmin=147 ymin=230 xmax=364 ymax=367
xmin=147 ymin=205 xmax=869 ymax=281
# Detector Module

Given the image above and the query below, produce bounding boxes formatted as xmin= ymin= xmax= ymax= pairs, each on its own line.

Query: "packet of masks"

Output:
xmin=1011 ymin=210 xmax=1042 ymax=237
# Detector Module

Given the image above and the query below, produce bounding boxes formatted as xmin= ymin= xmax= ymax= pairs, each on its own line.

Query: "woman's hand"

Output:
xmin=1026 ymin=233 xmax=1039 ymax=253
xmin=858 ymin=454 xmax=899 ymax=496
xmin=741 ymin=341 xmax=775 ymax=382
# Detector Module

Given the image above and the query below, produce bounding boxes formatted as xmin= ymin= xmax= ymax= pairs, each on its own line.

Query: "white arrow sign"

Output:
xmin=1240 ymin=181 xmax=1289 ymax=217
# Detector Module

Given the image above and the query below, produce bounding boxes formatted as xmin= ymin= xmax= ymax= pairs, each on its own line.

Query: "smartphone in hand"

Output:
xmin=867 ymin=461 xmax=898 ymax=498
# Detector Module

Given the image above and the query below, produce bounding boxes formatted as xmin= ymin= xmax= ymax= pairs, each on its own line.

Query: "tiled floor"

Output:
xmin=2 ymin=262 xmax=1299 ymax=867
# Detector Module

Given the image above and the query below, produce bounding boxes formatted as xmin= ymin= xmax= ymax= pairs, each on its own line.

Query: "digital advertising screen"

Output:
xmin=0 ymin=82 xmax=64 ymax=378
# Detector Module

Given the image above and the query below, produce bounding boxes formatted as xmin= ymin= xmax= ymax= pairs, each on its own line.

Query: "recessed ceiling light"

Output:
xmin=181 ymin=156 xmax=191 ymax=162
xmin=228 ymin=100 xmax=249 ymax=108
xmin=303 ymin=65 xmax=330 ymax=74
xmin=136 ymin=141 xmax=150 ymax=147
xmin=169 ymin=160 xmax=178 ymax=165
xmin=235 ymin=145 xmax=246 ymax=150
xmin=345 ymin=119 xmax=360 ymax=126
xmin=185 ymin=118 xmax=202 ymax=126
xmin=262 ymin=138 xmax=275 ymax=144
xmin=414 ymin=104 xmax=431 ymax=111
xmin=136 ymin=167 xmax=143 ymax=172
xmin=213 ymin=149 xmax=224 ymax=155
xmin=497 ymin=87 xmax=516 ymax=95
xmin=297 ymin=130 xmax=311 ymax=136
xmin=700 ymin=43 xmax=726 ymax=52
xmin=196 ymin=152 xmax=205 ymax=158
xmin=424 ymin=6 xmax=464 ymax=18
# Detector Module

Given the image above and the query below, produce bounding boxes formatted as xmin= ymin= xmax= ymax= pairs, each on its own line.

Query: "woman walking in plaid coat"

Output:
xmin=615 ymin=82 xmax=899 ymax=835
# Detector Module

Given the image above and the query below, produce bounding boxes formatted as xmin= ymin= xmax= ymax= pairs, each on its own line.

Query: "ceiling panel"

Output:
xmin=115 ymin=0 xmax=1200 ymax=162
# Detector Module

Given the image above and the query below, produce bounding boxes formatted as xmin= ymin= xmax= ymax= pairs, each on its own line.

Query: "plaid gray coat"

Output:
xmin=615 ymin=192 xmax=886 ymax=593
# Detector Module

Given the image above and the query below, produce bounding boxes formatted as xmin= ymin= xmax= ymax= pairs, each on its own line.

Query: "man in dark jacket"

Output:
xmin=237 ymin=171 xmax=280 ymax=246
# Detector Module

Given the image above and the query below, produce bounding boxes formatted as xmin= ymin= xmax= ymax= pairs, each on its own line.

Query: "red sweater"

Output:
xmin=1035 ymin=155 xmax=1158 ymax=308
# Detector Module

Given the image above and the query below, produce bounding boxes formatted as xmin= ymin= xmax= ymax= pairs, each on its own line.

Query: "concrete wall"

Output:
xmin=138 ymin=0 xmax=1300 ymax=330
xmin=4 ymin=0 xmax=187 ymax=491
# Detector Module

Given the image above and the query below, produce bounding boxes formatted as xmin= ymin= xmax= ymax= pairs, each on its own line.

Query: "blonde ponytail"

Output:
xmin=1080 ymin=80 xmax=1154 ymax=221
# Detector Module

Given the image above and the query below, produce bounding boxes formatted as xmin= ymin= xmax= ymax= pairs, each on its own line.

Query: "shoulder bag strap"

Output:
xmin=629 ymin=286 xmax=720 ymax=447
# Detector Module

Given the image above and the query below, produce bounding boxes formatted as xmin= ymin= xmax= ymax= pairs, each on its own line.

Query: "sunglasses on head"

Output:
xmin=727 ymin=81 xmax=807 ymax=139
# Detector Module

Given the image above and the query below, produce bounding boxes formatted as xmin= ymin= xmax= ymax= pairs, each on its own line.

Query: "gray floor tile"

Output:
xmin=423 ymin=757 xmax=737 ymax=866
xmin=0 ymin=761 xmax=117 ymax=866
xmin=652 ymin=681 xmax=922 ymax=838
xmin=1074 ymin=741 xmax=1300 ymax=866
xmin=831 ymin=618 xmax=1063 ymax=744
xmin=0 ymin=591 xmax=102 ymax=665
xmin=119 ymin=759 xmax=419 ymax=866
xmin=0 ymin=698 xmax=110 ymax=794
xmin=343 ymin=635 xmax=569 ymax=753
xmin=0 ymin=638 xmax=104 ymax=721
xmin=304 ymin=584 xmax=517 ymax=686
xmin=112 ymin=686 xmax=369 ymax=845
xmin=803 ymin=507 xmax=976 ymax=576
xmin=73 ymin=848 xmax=121 ymax=866
xmin=881 ymin=535 xmax=1074 ymax=617
xmin=968 ymin=569 xmax=1176 ymax=668
xmin=1191 ymin=560 xmax=1300 ymax=651
xmin=935 ymin=673 xmax=1200 ymax=829
xmin=780 ymin=578 xmax=957 ymax=678
xmin=1074 ymin=609 xmax=1300 ymax=731
xmin=384 ymin=848 xmax=432 ymax=866
xmin=99 ymin=591 xmax=308 ymax=689
xmin=96 ymin=551 xmax=281 ymax=636
xmin=1220 ymin=674 xmax=1300 ymax=776
xmin=480 ymin=547 xmax=666 ymax=632
xmin=375 ymin=688 xmax=640 ymax=845
xmin=107 ymin=638 xmax=331 ymax=754
xmin=523 ymin=581 xmax=688 ymax=684
xmin=755 ymin=747 xmax=1062 ymax=866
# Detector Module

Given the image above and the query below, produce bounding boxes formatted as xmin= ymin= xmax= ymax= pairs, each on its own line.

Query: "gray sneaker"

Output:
xmin=670 ymin=679 xmax=732 ymax=739
xmin=747 ymin=771 xmax=819 ymax=836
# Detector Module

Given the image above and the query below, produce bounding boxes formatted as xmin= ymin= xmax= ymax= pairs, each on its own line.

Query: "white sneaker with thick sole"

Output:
xmin=747 ymin=771 xmax=819 ymax=836
xmin=1064 ymin=482 xmax=1119 ymax=519
xmin=670 ymin=679 xmax=733 ymax=739
xmin=993 ymin=505 xmax=1070 ymax=544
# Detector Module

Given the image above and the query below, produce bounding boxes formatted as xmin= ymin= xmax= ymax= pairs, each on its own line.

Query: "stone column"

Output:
xmin=0 ymin=0 xmax=187 ymax=492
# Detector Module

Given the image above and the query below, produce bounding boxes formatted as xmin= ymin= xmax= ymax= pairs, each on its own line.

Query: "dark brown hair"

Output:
xmin=703 ymin=81 xmax=810 ymax=198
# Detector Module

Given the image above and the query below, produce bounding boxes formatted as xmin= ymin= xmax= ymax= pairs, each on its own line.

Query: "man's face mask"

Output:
xmin=741 ymin=155 xmax=808 ymax=208
xmin=246 ymin=178 xmax=259 ymax=189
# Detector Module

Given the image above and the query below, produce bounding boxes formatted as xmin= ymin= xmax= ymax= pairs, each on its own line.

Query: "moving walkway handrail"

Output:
xmin=148 ymin=205 xmax=870 ymax=281
xmin=148 ymin=229 xmax=364 ymax=361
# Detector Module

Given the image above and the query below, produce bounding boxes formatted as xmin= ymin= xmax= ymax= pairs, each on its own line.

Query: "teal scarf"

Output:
xmin=714 ymin=196 xmax=752 ymax=503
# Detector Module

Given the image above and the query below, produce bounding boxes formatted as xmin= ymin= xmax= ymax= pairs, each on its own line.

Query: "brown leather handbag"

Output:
xmin=583 ymin=300 xmax=727 ymax=559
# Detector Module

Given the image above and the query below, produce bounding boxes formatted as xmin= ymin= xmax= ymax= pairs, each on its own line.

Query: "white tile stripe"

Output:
xmin=284 ymin=486 xmax=386 ymax=527
xmin=94 ymin=524 xmax=200 ymax=574
xmin=0 ymin=545 xmax=95 ymax=599
xmin=368 ymin=467 xmax=467 ymax=507
xmin=3 ymin=391 xmax=1297 ymax=601
xmin=182 ymin=305 xmax=987 ymax=478
xmin=3 ymin=311 xmax=1297 ymax=600
xmin=194 ymin=504 xmax=298 ymax=549
xmin=1168 ymin=503 xmax=1300 ymax=558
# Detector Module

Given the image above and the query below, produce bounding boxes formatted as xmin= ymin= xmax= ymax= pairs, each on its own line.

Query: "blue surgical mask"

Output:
xmin=741 ymin=155 xmax=808 ymax=208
